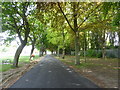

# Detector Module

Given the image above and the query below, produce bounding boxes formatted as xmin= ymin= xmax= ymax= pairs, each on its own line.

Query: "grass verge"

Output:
xmin=0 ymin=55 xmax=40 ymax=72
xmin=56 ymin=55 xmax=119 ymax=88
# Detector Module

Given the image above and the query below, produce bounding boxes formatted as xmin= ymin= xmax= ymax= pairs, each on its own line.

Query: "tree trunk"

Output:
xmin=39 ymin=49 xmax=41 ymax=57
xmin=41 ymin=50 xmax=44 ymax=56
xmin=62 ymin=48 xmax=65 ymax=59
xmin=13 ymin=44 xmax=26 ymax=67
xmin=84 ymin=32 xmax=86 ymax=63
xmin=73 ymin=3 xmax=80 ymax=65
xmin=75 ymin=32 xmax=80 ymax=65
xmin=118 ymin=26 xmax=120 ymax=59
xmin=39 ymin=48 xmax=44 ymax=56
xmin=51 ymin=50 xmax=53 ymax=55
xmin=39 ymin=51 xmax=42 ymax=56
xmin=102 ymin=47 xmax=105 ymax=58
xmin=62 ymin=31 xmax=65 ymax=59
xmin=118 ymin=30 xmax=120 ymax=45
xmin=29 ymin=44 xmax=35 ymax=60
xmin=102 ymin=29 xmax=106 ymax=59
xmin=57 ymin=46 xmax=60 ymax=57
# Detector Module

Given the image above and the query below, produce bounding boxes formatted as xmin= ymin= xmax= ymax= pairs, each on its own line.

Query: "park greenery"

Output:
xmin=0 ymin=55 xmax=39 ymax=72
xmin=1 ymin=2 xmax=120 ymax=67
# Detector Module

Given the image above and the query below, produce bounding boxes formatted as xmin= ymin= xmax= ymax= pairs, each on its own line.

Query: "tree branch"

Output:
xmin=77 ymin=3 xmax=101 ymax=29
xmin=17 ymin=29 xmax=23 ymax=43
xmin=78 ymin=19 xmax=111 ymax=32
xmin=12 ymin=2 xmax=23 ymax=18
xmin=7 ymin=22 xmax=16 ymax=28
xmin=10 ymin=15 xmax=23 ymax=43
xmin=57 ymin=2 xmax=75 ymax=32
xmin=28 ymin=36 xmax=33 ymax=42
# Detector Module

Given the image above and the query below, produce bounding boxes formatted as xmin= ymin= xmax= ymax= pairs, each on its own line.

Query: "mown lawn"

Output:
xmin=0 ymin=55 xmax=40 ymax=72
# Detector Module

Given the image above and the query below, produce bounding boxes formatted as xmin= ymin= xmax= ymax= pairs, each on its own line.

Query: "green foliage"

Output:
xmin=2 ymin=2 xmax=36 ymax=44
xmin=86 ymin=49 xmax=95 ymax=57
xmin=86 ymin=49 xmax=102 ymax=58
xmin=1 ymin=64 xmax=11 ymax=72
xmin=113 ymin=11 xmax=120 ymax=26
xmin=96 ymin=51 xmax=102 ymax=58
xmin=102 ymin=2 xmax=120 ymax=26
xmin=102 ymin=2 xmax=112 ymax=18
xmin=1 ymin=2 xmax=119 ymax=68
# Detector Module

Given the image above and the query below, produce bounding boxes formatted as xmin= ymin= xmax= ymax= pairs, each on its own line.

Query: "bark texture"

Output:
xmin=30 ymin=44 xmax=35 ymax=60
xmin=13 ymin=43 xmax=26 ymax=67
xmin=75 ymin=33 xmax=80 ymax=65
xmin=57 ymin=46 xmax=60 ymax=57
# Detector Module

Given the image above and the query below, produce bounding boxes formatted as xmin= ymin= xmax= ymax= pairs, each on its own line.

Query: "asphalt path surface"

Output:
xmin=10 ymin=55 xmax=99 ymax=88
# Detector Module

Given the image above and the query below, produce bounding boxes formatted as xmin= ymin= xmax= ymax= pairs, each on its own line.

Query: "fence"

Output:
xmin=105 ymin=49 xmax=119 ymax=58
xmin=80 ymin=49 xmax=120 ymax=58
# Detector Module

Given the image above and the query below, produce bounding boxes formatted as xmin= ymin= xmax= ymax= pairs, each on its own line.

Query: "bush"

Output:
xmin=86 ymin=49 xmax=96 ymax=57
xmin=96 ymin=51 xmax=102 ymax=58
xmin=86 ymin=49 xmax=102 ymax=58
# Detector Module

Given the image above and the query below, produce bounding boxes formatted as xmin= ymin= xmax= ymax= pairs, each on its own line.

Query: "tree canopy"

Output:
xmin=2 ymin=2 xmax=119 ymax=67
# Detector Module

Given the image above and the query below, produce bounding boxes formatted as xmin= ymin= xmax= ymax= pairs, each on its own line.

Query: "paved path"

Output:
xmin=10 ymin=55 xmax=99 ymax=88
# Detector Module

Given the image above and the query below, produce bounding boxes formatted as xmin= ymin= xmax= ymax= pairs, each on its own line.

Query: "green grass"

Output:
xmin=19 ymin=55 xmax=39 ymax=63
xmin=58 ymin=55 xmax=119 ymax=70
xmin=60 ymin=59 xmax=93 ymax=69
xmin=1 ymin=64 xmax=12 ymax=72
xmin=0 ymin=55 xmax=40 ymax=72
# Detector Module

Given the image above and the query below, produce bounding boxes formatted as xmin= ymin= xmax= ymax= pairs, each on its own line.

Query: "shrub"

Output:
xmin=86 ymin=49 xmax=96 ymax=57
xmin=96 ymin=51 xmax=102 ymax=58
xmin=86 ymin=49 xmax=102 ymax=58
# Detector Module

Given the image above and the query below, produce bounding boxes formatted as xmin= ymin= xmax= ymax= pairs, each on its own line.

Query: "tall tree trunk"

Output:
xmin=39 ymin=49 xmax=41 ymax=57
xmin=29 ymin=44 xmax=35 ymax=60
xmin=73 ymin=3 xmax=80 ymax=65
xmin=57 ymin=46 xmax=60 ymax=57
xmin=118 ymin=26 xmax=120 ymax=59
xmin=51 ymin=50 xmax=53 ymax=55
xmin=41 ymin=50 xmax=44 ymax=56
xmin=13 ymin=43 xmax=26 ymax=67
xmin=62 ymin=48 xmax=65 ymax=59
xmin=102 ymin=47 xmax=105 ymax=58
xmin=39 ymin=50 xmax=43 ymax=56
xmin=62 ymin=31 xmax=65 ymax=59
xmin=84 ymin=32 xmax=86 ymax=63
xmin=118 ymin=30 xmax=120 ymax=45
xmin=88 ymin=31 xmax=91 ymax=49
xmin=40 ymin=47 xmax=44 ymax=56
xmin=75 ymin=32 xmax=80 ymax=65
xmin=102 ymin=29 xmax=106 ymax=59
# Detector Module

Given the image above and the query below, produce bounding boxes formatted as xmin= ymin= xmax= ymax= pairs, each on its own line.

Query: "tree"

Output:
xmin=2 ymin=2 xmax=35 ymax=67
xmin=102 ymin=2 xmax=120 ymax=47
xmin=57 ymin=2 xmax=102 ymax=65
xmin=28 ymin=16 xmax=41 ymax=60
xmin=36 ymin=2 xmax=119 ymax=60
